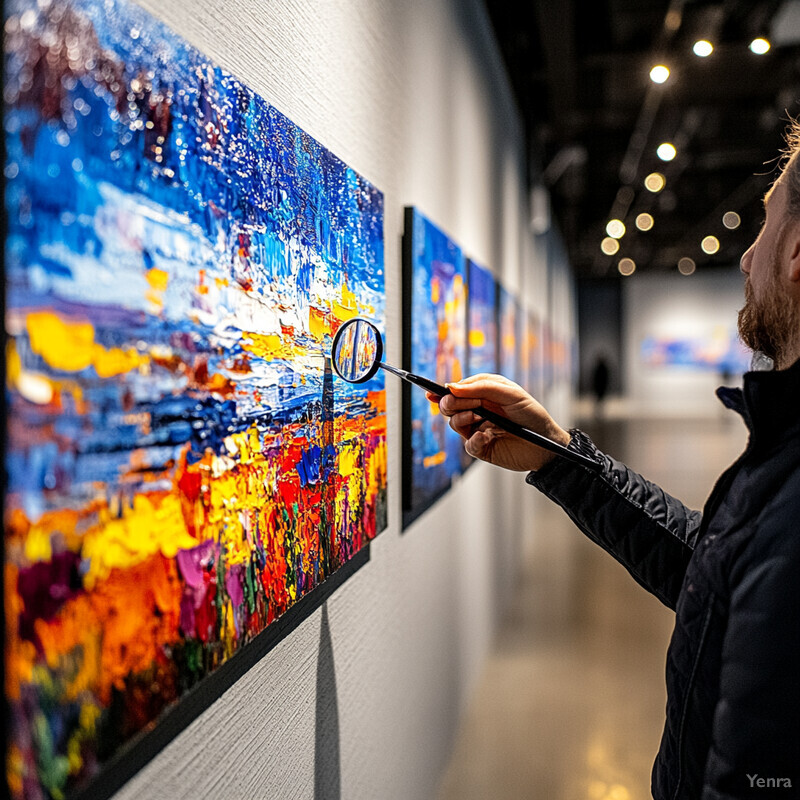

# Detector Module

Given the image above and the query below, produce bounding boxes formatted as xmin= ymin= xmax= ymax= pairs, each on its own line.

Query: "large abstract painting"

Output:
xmin=3 ymin=0 xmax=387 ymax=797
xmin=640 ymin=329 xmax=750 ymax=373
xmin=402 ymin=208 xmax=466 ymax=527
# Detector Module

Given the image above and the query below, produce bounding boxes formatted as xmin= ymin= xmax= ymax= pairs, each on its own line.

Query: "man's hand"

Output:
xmin=427 ymin=373 xmax=571 ymax=472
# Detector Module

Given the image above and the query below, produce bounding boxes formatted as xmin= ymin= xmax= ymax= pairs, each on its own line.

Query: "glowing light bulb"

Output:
xmin=750 ymin=38 xmax=770 ymax=55
xmin=601 ymin=237 xmax=620 ymax=256
xmin=649 ymin=65 xmax=670 ymax=84
xmin=606 ymin=219 xmax=626 ymax=239
xmin=657 ymin=143 xmax=677 ymax=162
xmin=644 ymin=172 xmax=666 ymax=193
xmin=618 ymin=258 xmax=636 ymax=276
xmin=693 ymin=40 xmax=714 ymax=57
xmin=636 ymin=213 xmax=654 ymax=231
xmin=678 ymin=257 xmax=696 ymax=275
xmin=723 ymin=211 xmax=741 ymax=230
xmin=701 ymin=235 xmax=720 ymax=254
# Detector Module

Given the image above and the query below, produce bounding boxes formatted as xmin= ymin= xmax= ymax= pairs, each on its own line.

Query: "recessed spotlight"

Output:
xmin=750 ymin=38 xmax=771 ymax=55
xmin=649 ymin=65 xmax=670 ymax=84
xmin=636 ymin=213 xmax=654 ymax=231
xmin=606 ymin=219 xmax=626 ymax=239
xmin=601 ymin=237 xmax=620 ymax=255
xmin=644 ymin=172 xmax=666 ymax=193
xmin=678 ymin=257 xmax=696 ymax=275
xmin=701 ymin=235 xmax=720 ymax=254
xmin=723 ymin=211 xmax=741 ymax=230
xmin=618 ymin=258 xmax=636 ymax=276
xmin=657 ymin=143 xmax=677 ymax=161
xmin=693 ymin=39 xmax=714 ymax=57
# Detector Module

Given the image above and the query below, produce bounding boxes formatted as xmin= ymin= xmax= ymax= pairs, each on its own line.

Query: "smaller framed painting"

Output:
xmin=402 ymin=208 xmax=467 ymax=527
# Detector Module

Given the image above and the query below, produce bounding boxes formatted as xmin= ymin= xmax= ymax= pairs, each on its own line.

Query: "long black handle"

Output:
xmin=391 ymin=366 xmax=600 ymax=471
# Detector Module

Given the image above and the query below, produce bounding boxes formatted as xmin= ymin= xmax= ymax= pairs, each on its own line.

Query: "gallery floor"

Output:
xmin=436 ymin=411 xmax=748 ymax=800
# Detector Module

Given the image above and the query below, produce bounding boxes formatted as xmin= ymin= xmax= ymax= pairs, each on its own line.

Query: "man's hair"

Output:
xmin=782 ymin=117 xmax=800 ymax=217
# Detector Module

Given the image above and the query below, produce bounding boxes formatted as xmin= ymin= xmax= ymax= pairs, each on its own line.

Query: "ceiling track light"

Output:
xmin=657 ymin=142 xmax=677 ymax=162
xmin=649 ymin=64 xmax=670 ymax=84
xmin=693 ymin=39 xmax=714 ymax=57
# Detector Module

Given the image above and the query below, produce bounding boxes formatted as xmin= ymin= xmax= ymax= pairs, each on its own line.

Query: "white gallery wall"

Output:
xmin=115 ymin=1 xmax=574 ymax=799
xmin=623 ymin=268 xmax=748 ymax=418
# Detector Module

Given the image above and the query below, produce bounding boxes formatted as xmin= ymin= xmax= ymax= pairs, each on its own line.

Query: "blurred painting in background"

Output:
xmin=640 ymin=328 xmax=751 ymax=374
xmin=466 ymin=259 xmax=497 ymax=378
xmin=3 ymin=0 xmax=387 ymax=796
xmin=402 ymin=207 xmax=466 ymax=526
xmin=497 ymin=285 xmax=520 ymax=386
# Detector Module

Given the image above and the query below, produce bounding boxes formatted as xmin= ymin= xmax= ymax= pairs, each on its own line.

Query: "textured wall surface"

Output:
xmin=115 ymin=1 xmax=560 ymax=797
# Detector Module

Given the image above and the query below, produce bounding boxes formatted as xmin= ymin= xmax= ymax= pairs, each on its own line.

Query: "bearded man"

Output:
xmin=434 ymin=126 xmax=800 ymax=799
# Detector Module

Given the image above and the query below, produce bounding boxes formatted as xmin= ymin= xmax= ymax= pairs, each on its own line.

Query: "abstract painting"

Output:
xmin=497 ymin=286 xmax=519 ymax=385
xmin=466 ymin=259 xmax=497 ymax=378
xmin=525 ymin=311 xmax=543 ymax=398
xmin=3 ymin=0 xmax=387 ymax=797
xmin=402 ymin=207 xmax=466 ymax=526
xmin=640 ymin=328 xmax=750 ymax=373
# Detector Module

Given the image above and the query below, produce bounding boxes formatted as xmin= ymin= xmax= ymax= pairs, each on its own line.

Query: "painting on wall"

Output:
xmin=462 ymin=259 xmax=496 ymax=470
xmin=466 ymin=259 xmax=497 ymax=378
xmin=640 ymin=328 xmax=750 ymax=373
xmin=525 ymin=311 xmax=544 ymax=398
xmin=3 ymin=0 xmax=387 ymax=798
xmin=402 ymin=207 xmax=466 ymax=526
xmin=498 ymin=286 xmax=520 ymax=385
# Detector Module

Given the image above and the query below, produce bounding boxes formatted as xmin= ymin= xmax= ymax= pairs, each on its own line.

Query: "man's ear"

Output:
xmin=788 ymin=217 xmax=800 ymax=282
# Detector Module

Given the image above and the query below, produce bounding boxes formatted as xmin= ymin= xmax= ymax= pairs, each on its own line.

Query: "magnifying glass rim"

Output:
xmin=331 ymin=316 xmax=383 ymax=383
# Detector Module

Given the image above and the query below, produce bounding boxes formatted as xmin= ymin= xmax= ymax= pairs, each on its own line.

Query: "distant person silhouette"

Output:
xmin=590 ymin=356 xmax=610 ymax=416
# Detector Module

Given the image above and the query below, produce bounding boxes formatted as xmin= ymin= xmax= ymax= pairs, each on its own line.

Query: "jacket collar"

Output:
xmin=717 ymin=356 xmax=800 ymax=445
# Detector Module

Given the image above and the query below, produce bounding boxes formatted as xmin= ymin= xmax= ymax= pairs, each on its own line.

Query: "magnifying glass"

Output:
xmin=331 ymin=317 xmax=599 ymax=470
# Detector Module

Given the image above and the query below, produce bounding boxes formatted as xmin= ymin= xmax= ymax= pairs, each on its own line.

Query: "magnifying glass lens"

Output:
xmin=332 ymin=318 xmax=382 ymax=382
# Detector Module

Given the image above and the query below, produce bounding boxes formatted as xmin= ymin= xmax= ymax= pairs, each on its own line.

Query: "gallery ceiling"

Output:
xmin=485 ymin=0 xmax=800 ymax=279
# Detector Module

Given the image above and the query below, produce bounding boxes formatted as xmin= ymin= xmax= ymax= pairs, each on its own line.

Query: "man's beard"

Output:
xmin=737 ymin=256 xmax=800 ymax=369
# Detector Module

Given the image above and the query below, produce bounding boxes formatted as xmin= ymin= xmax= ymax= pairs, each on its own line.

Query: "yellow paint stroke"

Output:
xmin=26 ymin=312 xmax=146 ymax=377
xmin=431 ymin=277 xmax=440 ymax=305
xmin=423 ymin=451 xmax=447 ymax=468
xmin=332 ymin=280 xmax=359 ymax=322
xmin=145 ymin=268 xmax=168 ymax=314
xmin=469 ymin=329 xmax=486 ymax=348
xmin=241 ymin=332 xmax=289 ymax=362
xmin=309 ymin=306 xmax=330 ymax=340
xmin=80 ymin=493 xmax=197 ymax=587
xmin=145 ymin=267 xmax=169 ymax=291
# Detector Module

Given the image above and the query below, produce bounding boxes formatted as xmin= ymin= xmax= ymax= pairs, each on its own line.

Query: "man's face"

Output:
xmin=738 ymin=175 xmax=800 ymax=368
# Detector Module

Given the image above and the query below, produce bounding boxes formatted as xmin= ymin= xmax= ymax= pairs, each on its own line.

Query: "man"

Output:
xmin=433 ymin=128 xmax=800 ymax=798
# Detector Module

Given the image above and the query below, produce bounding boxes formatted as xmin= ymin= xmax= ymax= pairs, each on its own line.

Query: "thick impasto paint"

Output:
xmin=403 ymin=208 xmax=466 ymax=526
xmin=3 ymin=0 xmax=387 ymax=797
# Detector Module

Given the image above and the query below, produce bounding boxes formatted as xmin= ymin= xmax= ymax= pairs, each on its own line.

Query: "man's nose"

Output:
xmin=740 ymin=242 xmax=754 ymax=274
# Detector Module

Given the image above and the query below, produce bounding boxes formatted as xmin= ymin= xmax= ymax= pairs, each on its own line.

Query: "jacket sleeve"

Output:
xmin=526 ymin=428 xmax=703 ymax=610
xmin=701 ymin=498 xmax=800 ymax=798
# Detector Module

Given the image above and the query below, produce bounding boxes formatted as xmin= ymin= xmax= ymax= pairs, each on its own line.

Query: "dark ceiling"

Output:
xmin=485 ymin=0 xmax=800 ymax=279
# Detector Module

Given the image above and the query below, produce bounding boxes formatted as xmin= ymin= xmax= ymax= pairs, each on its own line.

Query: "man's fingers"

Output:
xmin=448 ymin=409 xmax=481 ymax=438
xmin=446 ymin=376 xmax=527 ymax=406
xmin=438 ymin=394 xmax=482 ymax=416
xmin=465 ymin=428 xmax=493 ymax=459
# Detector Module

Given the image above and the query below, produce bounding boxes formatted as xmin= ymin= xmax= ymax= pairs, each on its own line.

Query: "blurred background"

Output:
xmin=438 ymin=2 xmax=795 ymax=798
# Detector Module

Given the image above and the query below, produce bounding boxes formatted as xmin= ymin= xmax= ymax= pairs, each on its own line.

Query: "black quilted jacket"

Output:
xmin=527 ymin=360 xmax=800 ymax=799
